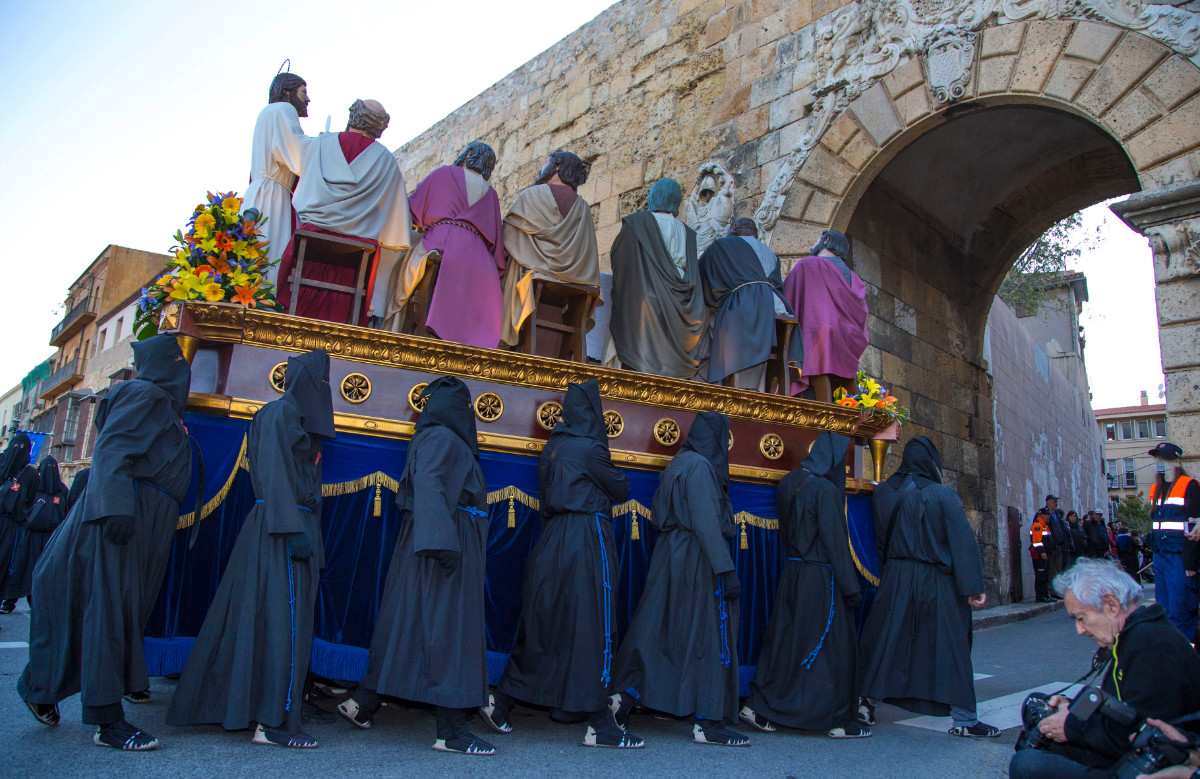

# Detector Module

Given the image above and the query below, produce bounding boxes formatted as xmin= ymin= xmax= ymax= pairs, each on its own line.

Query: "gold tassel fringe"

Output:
xmin=740 ymin=520 xmax=749 ymax=550
xmin=630 ymin=514 xmax=640 ymax=540
xmin=373 ymin=484 xmax=382 ymax=517
xmin=507 ymin=496 xmax=516 ymax=528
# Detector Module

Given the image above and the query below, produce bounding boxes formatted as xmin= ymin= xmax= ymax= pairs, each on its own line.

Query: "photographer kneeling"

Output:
xmin=1010 ymin=559 xmax=1200 ymax=778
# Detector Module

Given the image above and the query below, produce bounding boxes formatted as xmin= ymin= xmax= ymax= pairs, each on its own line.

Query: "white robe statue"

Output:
xmin=243 ymin=102 xmax=311 ymax=283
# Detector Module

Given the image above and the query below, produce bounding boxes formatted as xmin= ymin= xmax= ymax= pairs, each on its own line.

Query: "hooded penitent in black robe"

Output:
xmin=611 ymin=411 xmax=739 ymax=722
xmin=498 ymin=379 xmax=630 ymax=713
xmin=747 ymin=432 xmax=862 ymax=729
xmin=698 ymin=235 xmax=801 ymax=387
xmin=608 ymin=210 xmax=706 ymax=379
xmin=19 ymin=334 xmax=193 ymax=725
xmin=64 ymin=468 xmax=90 ymax=514
xmin=168 ymin=350 xmax=333 ymax=735
xmin=8 ymin=456 xmax=69 ymax=601
xmin=359 ymin=376 xmax=489 ymax=710
xmin=857 ymin=436 xmax=984 ymax=717
xmin=0 ymin=434 xmax=36 ymax=600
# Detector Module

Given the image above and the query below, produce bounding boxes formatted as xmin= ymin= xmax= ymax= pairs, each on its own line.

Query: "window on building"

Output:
xmin=1136 ymin=419 xmax=1150 ymax=439
xmin=115 ymin=317 xmax=124 ymax=341
xmin=1119 ymin=421 xmax=1133 ymax=440
xmin=1154 ymin=419 xmax=1166 ymax=438
xmin=97 ymin=329 xmax=107 ymax=352
xmin=1123 ymin=457 xmax=1137 ymax=488
xmin=1105 ymin=423 xmax=1116 ymax=441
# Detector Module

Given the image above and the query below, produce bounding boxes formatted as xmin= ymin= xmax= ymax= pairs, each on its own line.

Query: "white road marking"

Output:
xmin=895 ymin=683 xmax=1082 ymax=732
xmin=0 ymin=641 xmax=29 ymax=649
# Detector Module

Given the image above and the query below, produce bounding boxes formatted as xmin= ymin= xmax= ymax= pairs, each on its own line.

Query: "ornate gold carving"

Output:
xmin=653 ymin=417 xmax=680 ymax=446
xmin=159 ymin=302 xmax=183 ymax=332
xmin=475 ymin=392 xmax=504 ymax=422
xmin=179 ymin=303 xmax=891 ymax=436
xmin=340 ymin=372 xmax=372 ymax=404
xmin=536 ymin=401 xmax=562 ymax=431
xmin=269 ymin=362 xmax=287 ymax=394
xmin=408 ymin=383 xmax=429 ymax=412
xmin=760 ymin=433 xmax=784 ymax=460
xmin=603 ymin=410 xmax=623 ymax=439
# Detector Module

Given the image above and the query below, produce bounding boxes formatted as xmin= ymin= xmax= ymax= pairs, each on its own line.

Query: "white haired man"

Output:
xmin=1009 ymin=559 xmax=1200 ymax=777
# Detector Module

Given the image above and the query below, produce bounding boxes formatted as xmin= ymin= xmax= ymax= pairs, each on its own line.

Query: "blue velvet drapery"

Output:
xmin=145 ymin=413 xmax=879 ymax=696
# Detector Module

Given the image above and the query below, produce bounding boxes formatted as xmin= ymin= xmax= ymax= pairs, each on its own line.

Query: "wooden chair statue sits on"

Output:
xmin=286 ymin=228 xmax=375 ymax=326
xmin=514 ymin=278 xmax=599 ymax=363
xmin=720 ymin=316 xmax=798 ymax=396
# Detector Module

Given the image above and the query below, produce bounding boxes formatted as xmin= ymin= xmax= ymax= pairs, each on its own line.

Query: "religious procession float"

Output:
xmin=140 ymin=183 xmax=901 ymax=694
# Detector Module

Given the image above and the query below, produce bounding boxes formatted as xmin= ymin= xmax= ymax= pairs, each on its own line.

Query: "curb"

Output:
xmin=973 ymin=599 xmax=1064 ymax=630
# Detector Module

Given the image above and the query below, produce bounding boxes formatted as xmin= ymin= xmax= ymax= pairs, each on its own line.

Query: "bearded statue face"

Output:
xmin=534 ymin=156 xmax=557 ymax=186
xmin=290 ymin=84 xmax=310 ymax=117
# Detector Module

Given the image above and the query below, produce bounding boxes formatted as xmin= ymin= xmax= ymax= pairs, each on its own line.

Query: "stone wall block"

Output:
xmin=749 ymin=66 xmax=795 ymax=108
xmin=1165 ymin=369 xmax=1200 ymax=415
xmin=848 ymin=82 xmax=904 ymax=146
xmin=1076 ymin=33 xmax=1169 ymax=117
xmin=803 ymin=190 xmax=839 ymax=224
xmin=780 ymin=182 xmax=816 ymax=219
xmin=769 ymin=219 xmax=824 ymax=258
xmin=1144 ymin=56 xmax=1200 ymax=110
xmin=840 ymin=131 xmax=879 ymax=170
xmin=979 ymin=55 xmax=1017 ymax=95
xmin=1156 ymin=276 xmax=1200 ymax=326
xmin=1127 ymin=92 xmax=1200 ymax=171
xmin=894 ymin=298 xmax=918 ymax=335
xmin=642 ymin=27 xmax=669 ymax=58
xmin=1010 ymin=21 xmax=1072 ymax=93
xmin=1165 ymin=413 xmax=1200 ymax=462
xmin=768 ymin=89 xmax=809 ymax=131
xmin=1102 ymin=89 xmax=1162 ymax=140
xmin=1160 ymin=322 xmax=1200 ymax=370
xmin=1063 ymin=21 xmax=1122 ymax=64
xmin=1044 ymin=60 xmax=1096 ymax=102
xmin=795 ymin=143 xmax=857 ymax=196
xmin=702 ymin=9 xmax=733 ymax=48
xmin=982 ymin=23 xmax=1025 ymax=58
xmin=738 ymin=104 xmax=771 ymax=143
xmin=612 ymin=160 xmax=647 ymax=196
xmin=883 ymin=56 xmax=926 ymax=97
xmin=822 ymin=112 xmax=862 ymax=154
xmin=892 ymin=85 xmax=933 ymax=125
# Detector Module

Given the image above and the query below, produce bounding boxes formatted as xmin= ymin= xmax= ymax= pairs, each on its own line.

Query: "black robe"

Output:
xmin=0 ymin=464 xmax=39 ymax=600
xmin=363 ymin=377 xmax=489 ymax=709
xmin=168 ymin=396 xmax=325 ymax=732
xmin=498 ymin=379 xmax=630 ymax=712
xmin=8 ymin=458 xmax=68 ymax=601
xmin=612 ymin=412 xmax=739 ymax=722
xmin=608 ymin=210 xmax=706 ymax=379
xmin=749 ymin=432 xmax=861 ymax=729
xmin=64 ymin=468 xmax=90 ymax=514
xmin=858 ymin=436 xmax=984 ymax=716
xmin=19 ymin=334 xmax=192 ymax=719
xmin=698 ymin=235 xmax=801 ymax=384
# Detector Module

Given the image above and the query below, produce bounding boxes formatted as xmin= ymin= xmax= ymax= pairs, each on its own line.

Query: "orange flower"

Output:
xmin=231 ymin=284 xmax=258 ymax=308
xmin=195 ymin=264 xmax=215 ymax=275
xmin=210 ymin=256 xmax=232 ymax=275
xmin=213 ymin=231 xmax=235 ymax=252
xmin=837 ymin=397 xmax=859 ymax=408
xmin=883 ymin=395 xmax=897 ymax=404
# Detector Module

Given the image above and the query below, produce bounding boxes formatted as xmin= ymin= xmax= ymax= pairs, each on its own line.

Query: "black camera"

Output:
xmin=1015 ymin=693 xmax=1056 ymax=751
xmin=1110 ymin=720 xmax=1193 ymax=779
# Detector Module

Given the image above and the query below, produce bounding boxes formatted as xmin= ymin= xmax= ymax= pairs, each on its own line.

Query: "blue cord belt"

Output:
xmin=788 ymin=555 xmax=835 ymax=669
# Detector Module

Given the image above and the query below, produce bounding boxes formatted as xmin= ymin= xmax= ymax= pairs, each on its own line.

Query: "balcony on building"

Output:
xmin=39 ymin=357 xmax=85 ymax=400
xmin=49 ymin=296 xmax=97 ymax=347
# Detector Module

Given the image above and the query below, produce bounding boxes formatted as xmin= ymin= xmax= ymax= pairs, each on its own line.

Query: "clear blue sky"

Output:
xmin=0 ymin=1 xmax=1160 ymax=408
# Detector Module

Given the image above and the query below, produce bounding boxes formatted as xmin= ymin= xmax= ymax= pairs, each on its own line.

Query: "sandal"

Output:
xmin=948 ymin=721 xmax=1001 ymax=738
xmin=692 ymin=721 xmax=751 ymax=747
xmin=477 ymin=692 xmax=512 ymax=734
xmin=828 ymin=723 xmax=872 ymax=738
xmin=433 ymin=735 xmax=496 ymax=755
xmin=337 ymin=699 xmax=374 ymax=729
xmin=252 ymin=724 xmax=318 ymax=748
xmin=24 ymin=700 xmax=60 ymax=726
xmin=583 ymin=724 xmax=645 ymax=748
xmin=738 ymin=706 xmax=777 ymax=733
xmin=94 ymin=719 xmax=159 ymax=751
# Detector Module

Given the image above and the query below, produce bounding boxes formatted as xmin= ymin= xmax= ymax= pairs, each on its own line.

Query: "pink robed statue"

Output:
xmin=783 ymin=230 xmax=869 ymax=400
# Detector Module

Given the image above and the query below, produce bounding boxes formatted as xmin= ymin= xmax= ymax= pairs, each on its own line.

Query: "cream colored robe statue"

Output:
xmin=242 ymin=102 xmax=311 ymax=284
xmin=500 ymin=184 xmax=599 ymax=347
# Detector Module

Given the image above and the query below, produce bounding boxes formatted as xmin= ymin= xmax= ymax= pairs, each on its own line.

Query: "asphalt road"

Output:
xmin=0 ymin=599 xmax=1105 ymax=779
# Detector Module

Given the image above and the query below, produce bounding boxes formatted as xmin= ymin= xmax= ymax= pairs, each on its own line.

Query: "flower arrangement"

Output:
xmin=134 ymin=191 xmax=280 ymax=339
xmin=834 ymin=370 xmax=909 ymax=424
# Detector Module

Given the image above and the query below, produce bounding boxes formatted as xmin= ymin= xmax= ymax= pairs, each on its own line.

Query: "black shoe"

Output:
xmin=856 ymin=698 xmax=876 ymax=726
xmin=949 ymin=721 xmax=1001 ymax=738
xmin=478 ymin=693 xmax=512 ymax=734
xmin=336 ymin=699 xmax=374 ymax=729
xmin=24 ymin=700 xmax=59 ymax=726
xmin=583 ymin=723 xmax=645 ymax=748
xmin=94 ymin=720 xmax=159 ymax=751
xmin=433 ymin=734 xmax=496 ymax=755
xmin=828 ymin=723 xmax=872 ymax=738
xmin=738 ymin=706 xmax=777 ymax=733
xmin=252 ymin=724 xmax=318 ymax=748
xmin=302 ymin=699 xmax=335 ymax=724
xmin=692 ymin=721 xmax=750 ymax=747
xmin=608 ymin=692 xmax=635 ymax=730
xmin=123 ymin=690 xmax=150 ymax=704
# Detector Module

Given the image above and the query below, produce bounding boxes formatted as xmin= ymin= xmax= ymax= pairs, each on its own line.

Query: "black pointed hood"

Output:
xmin=416 ymin=376 xmax=478 ymax=458
xmin=0 ymin=433 xmax=31 ymax=482
xmin=37 ymin=455 xmax=63 ymax=494
xmin=552 ymin=379 xmax=607 ymax=445
xmin=285 ymin=350 xmax=336 ymax=439
xmin=682 ymin=411 xmax=730 ymax=489
xmin=894 ymin=435 xmax=943 ymax=487
xmin=801 ymin=431 xmax=850 ymax=491
xmin=132 ymin=333 xmax=191 ymax=414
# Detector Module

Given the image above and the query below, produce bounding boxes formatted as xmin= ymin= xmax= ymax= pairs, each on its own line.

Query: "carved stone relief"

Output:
xmin=752 ymin=0 xmax=1200 ymax=244
xmin=685 ymin=162 xmax=736 ymax=254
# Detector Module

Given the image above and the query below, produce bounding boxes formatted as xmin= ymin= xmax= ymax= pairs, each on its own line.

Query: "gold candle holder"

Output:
xmin=868 ymin=438 xmax=891 ymax=482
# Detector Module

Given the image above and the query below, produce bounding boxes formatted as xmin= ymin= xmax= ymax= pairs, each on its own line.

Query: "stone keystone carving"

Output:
xmin=685 ymin=162 xmax=736 ymax=254
xmin=752 ymin=0 xmax=1200 ymax=246
xmin=923 ymin=26 xmax=976 ymax=103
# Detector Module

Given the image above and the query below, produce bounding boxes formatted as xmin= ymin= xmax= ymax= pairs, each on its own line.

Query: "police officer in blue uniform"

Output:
xmin=1147 ymin=442 xmax=1200 ymax=640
